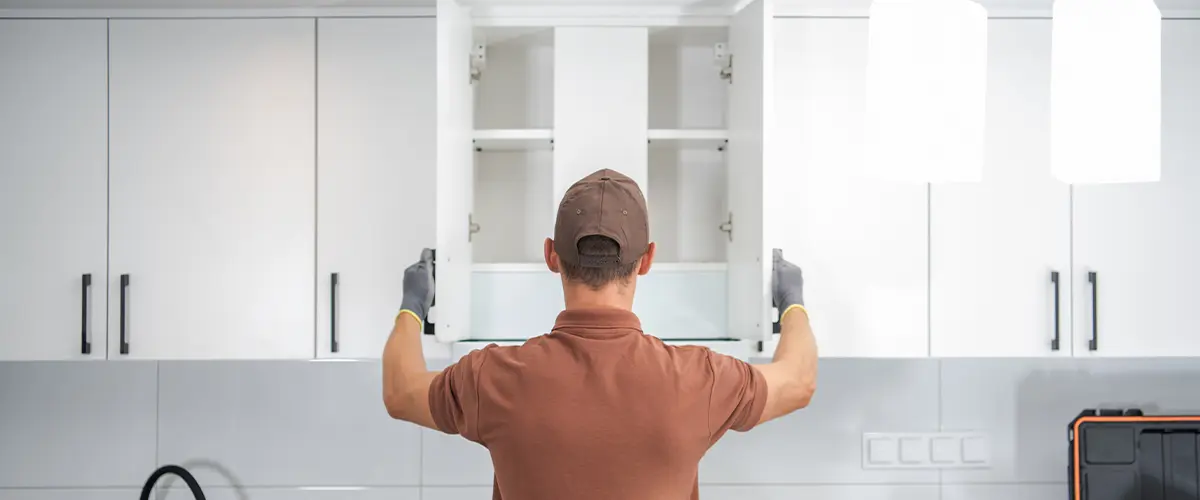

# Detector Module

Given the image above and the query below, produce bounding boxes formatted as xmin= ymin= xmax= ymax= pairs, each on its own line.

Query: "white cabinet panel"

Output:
xmin=552 ymin=27 xmax=649 ymax=203
xmin=0 ymin=20 xmax=108 ymax=361
xmin=1072 ymin=22 xmax=1200 ymax=357
xmin=317 ymin=18 xmax=437 ymax=359
xmin=773 ymin=18 xmax=928 ymax=357
xmin=434 ymin=0 xmax=475 ymax=342
xmin=726 ymin=0 xmax=773 ymax=342
xmin=930 ymin=20 xmax=1071 ymax=357
xmin=108 ymin=19 xmax=315 ymax=360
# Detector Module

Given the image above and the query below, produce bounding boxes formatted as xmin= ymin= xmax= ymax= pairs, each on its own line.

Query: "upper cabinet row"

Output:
xmin=1 ymin=13 xmax=1198 ymax=361
xmin=1 ymin=17 xmax=435 ymax=360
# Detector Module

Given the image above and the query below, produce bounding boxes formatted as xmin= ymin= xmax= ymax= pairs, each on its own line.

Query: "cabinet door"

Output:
xmin=773 ymin=18 xmax=929 ymax=357
xmin=726 ymin=0 xmax=773 ymax=342
xmin=1072 ymin=22 xmax=1200 ymax=357
xmin=317 ymin=18 xmax=437 ymax=359
xmin=930 ymin=20 xmax=1071 ymax=357
xmin=434 ymin=0 xmax=475 ymax=342
xmin=108 ymin=19 xmax=316 ymax=360
xmin=0 ymin=20 xmax=108 ymax=361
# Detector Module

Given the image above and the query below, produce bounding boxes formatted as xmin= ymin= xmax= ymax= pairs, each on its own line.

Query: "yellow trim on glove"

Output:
xmin=780 ymin=304 xmax=809 ymax=322
xmin=398 ymin=309 xmax=424 ymax=331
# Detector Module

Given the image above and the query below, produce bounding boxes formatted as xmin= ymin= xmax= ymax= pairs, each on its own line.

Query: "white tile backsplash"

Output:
xmin=941 ymin=484 xmax=1066 ymax=500
xmin=421 ymin=487 xmax=495 ymax=500
xmin=2 ymin=357 xmax=1197 ymax=496
xmin=940 ymin=358 xmax=1200 ymax=484
xmin=0 ymin=362 xmax=158 ymax=488
xmin=0 ymin=490 xmax=140 ymax=500
xmin=156 ymin=361 xmax=421 ymax=487
xmin=700 ymin=359 xmax=941 ymax=484
xmin=421 ymin=428 xmax=495 ymax=486
xmin=152 ymin=487 xmax=420 ymax=499
xmin=700 ymin=485 xmax=940 ymax=500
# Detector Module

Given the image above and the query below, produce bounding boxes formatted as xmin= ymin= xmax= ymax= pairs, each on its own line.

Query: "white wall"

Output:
xmin=4 ymin=358 xmax=1200 ymax=499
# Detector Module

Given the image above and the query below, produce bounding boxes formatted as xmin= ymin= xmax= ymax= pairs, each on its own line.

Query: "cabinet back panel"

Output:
xmin=647 ymin=36 xmax=729 ymax=264
xmin=648 ymin=38 xmax=727 ymax=130
xmin=474 ymin=39 xmax=553 ymax=130
xmin=648 ymin=148 xmax=728 ymax=263
xmin=473 ymin=151 xmax=554 ymax=263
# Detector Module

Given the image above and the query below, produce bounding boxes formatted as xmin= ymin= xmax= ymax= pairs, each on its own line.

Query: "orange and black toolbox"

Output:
xmin=1070 ymin=408 xmax=1200 ymax=500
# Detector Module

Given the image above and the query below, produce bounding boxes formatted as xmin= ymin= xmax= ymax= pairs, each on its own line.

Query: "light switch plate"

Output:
xmin=861 ymin=432 xmax=991 ymax=469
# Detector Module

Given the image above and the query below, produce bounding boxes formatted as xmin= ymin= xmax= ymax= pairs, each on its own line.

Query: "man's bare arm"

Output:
xmin=754 ymin=307 xmax=818 ymax=425
xmin=753 ymin=250 xmax=818 ymax=425
xmin=382 ymin=249 xmax=441 ymax=430
xmin=382 ymin=311 xmax=440 ymax=429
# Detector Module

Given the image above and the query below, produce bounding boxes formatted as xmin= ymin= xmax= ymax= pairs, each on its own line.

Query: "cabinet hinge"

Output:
xmin=469 ymin=43 xmax=487 ymax=84
xmin=718 ymin=212 xmax=733 ymax=241
xmin=714 ymin=43 xmax=732 ymax=83
xmin=468 ymin=213 xmax=481 ymax=241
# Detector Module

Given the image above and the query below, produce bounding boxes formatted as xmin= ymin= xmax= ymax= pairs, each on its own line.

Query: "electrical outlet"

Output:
xmin=861 ymin=432 xmax=990 ymax=469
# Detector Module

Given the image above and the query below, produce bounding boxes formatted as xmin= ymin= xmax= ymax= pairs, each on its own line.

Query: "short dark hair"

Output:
xmin=560 ymin=235 xmax=640 ymax=289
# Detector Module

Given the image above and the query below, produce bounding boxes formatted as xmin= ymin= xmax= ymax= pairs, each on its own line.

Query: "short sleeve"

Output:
xmin=707 ymin=351 xmax=768 ymax=441
xmin=428 ymin=347 xmax=491 ymax=443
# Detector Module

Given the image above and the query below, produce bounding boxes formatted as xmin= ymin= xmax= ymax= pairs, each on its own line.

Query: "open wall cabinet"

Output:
xmin=433 ymin=0 xmax=775 ymax=352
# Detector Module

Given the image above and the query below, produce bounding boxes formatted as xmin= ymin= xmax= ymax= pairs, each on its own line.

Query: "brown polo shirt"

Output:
xmin=428 ymin=307 xmax=768 ymax=500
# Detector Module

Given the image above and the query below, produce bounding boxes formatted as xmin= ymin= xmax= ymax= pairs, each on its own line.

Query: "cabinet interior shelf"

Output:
xmin=473 ymin=128 xmax=553 ymax=151
xmin=647 ymin=128 xmax=728 ymax=150
xmin=471 ymin=128 xmax=728 ymax=152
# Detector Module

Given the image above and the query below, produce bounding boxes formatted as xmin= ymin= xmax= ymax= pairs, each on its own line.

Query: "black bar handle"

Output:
xmin=1088 ymin=271 xmax=1098 ymax=351
xmin=1050 ymin=271 xmax=1060 ymax=351
xmin=120 ymin=274 xmax=130 ymax=355
xmin=330 ymin=272 xmax=339 ymax=353
xmin=81 ymin=274 xmax=92 ymax=355
xmin=424 ymin=249 xmax=436 ymax=335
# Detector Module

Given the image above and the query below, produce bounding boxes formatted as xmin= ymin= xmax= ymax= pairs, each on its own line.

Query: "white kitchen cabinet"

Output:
xmin=1071 ymin=21 xmax=1200 ymax=357
xmin=316 ymin=18 xmax=437 ymax=359
xmin=0 ymin=20 xmax=108 ymax=361
xmin=930 ymin=20 xmax=1072 ymax=357
xmin=773 ymin=18 xmax=929 ymax=357
xmin=108 ymin=19 xmax=316 ymax=360
xmin=435 ymin=0 xmax=774 ymax=344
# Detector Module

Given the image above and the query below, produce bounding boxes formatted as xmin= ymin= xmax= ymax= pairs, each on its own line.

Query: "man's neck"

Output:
xmin=562 ymin=285 xmax=634 ymax=311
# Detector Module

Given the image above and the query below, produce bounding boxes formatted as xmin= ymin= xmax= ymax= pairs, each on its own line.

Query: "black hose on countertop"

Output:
xmin=139 ymin=464 xmax=207 ymax=500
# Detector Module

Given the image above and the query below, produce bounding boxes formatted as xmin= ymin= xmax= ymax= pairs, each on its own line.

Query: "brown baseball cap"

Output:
xmin=554 ymin=169 xmax=650 ymax=268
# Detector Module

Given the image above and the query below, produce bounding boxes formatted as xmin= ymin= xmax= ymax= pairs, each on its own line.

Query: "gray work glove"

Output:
xmin=399 ymin=248 xmax=436 ymax=324
xmin=772 ymin=248 xmax=806 ymax=320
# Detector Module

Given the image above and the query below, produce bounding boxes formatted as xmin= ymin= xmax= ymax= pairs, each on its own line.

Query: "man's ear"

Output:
xmin=544 ymin=238 xmax=561 ymax=273
xmin=637 ymin=242 xmax=656 ymax=276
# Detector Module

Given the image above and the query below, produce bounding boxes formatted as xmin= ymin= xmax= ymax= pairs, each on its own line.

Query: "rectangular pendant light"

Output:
xmin=865 ymin=0 xmax=988 ymax=183
xmin=1051 ymin=0 xmax=1162 ymax=184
